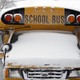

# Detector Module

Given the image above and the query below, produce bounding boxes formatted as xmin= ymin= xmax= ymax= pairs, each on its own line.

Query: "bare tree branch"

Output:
xmin=0 ymin=0 xmax=26 ymax=11
xmin=0 ymin=0 xmax=16 ymax=11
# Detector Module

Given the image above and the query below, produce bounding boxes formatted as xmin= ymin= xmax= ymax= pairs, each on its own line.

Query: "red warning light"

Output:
xmin=67 ymin=14 xmax=75 ymax=23
xmin=77 ymin=15 xmax=80 ymax=23
xmin=5 ymin=14 xmax=13 ymax=22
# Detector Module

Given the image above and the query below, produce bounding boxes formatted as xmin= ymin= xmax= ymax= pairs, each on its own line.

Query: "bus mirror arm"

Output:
xmin=1 ymin=43 xmax=12 ymax=66
xmin=73 ymin=28 xmax=80 ymax=49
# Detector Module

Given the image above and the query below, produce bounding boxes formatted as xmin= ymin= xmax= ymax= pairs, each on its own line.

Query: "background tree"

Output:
xmin=0 ymin=0 xmax=16 ymax=11
xmin=0 ymin=0 xmax=26 ymax=11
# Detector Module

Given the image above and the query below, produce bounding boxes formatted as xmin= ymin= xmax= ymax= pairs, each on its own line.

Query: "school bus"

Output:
xmin=0 ymin=0 xmax=80 ymax=80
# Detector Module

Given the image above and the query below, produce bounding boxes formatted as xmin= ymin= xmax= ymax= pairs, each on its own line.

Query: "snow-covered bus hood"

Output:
xmin=0 ymin=0 xmax=80 ymax=18
xmin=5 ymin=31 xmax=80 ymax=68
xmin=0 ymin=0 xmax=80 ymax=68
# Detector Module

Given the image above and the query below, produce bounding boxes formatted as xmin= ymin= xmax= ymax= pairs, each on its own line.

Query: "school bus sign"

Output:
xmin=25 ymin=7 xmax=64 ymax=25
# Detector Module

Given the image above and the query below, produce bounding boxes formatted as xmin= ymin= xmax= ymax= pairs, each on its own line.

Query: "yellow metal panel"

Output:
xmin=5 ymin=78 xmax=23 ymax=80
xmin=0 ymin=53 xmax=4 ymax=58
xmin=5 ymin=69 xmax=9 ymax=78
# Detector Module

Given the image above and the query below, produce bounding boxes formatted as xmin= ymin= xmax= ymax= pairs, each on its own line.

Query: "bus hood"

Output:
xmin=5 ymin=31 xmax=80 ymax=68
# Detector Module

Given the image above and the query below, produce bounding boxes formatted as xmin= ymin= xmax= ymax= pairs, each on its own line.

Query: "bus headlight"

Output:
xmin=9 ymin=69 xmax=21 ymax=78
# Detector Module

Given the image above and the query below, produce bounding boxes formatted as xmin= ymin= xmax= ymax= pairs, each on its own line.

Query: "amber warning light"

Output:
xmin=14 ymin=14 xmax=22 ymax=22
xmin=67 ymin=14 xmax=75 ymax=23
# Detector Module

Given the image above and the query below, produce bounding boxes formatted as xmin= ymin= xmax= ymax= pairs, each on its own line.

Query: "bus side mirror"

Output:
xmin=1 ymin=43 xmax=12 ymax=53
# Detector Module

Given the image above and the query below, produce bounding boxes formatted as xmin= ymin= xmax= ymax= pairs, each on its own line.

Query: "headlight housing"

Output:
xmin=9 ymin=69 xmax=22 ymax=78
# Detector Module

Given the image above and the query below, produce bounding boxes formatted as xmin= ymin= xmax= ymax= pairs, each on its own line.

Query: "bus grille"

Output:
xmin=27 ymin=69 xmax=62 ymax=79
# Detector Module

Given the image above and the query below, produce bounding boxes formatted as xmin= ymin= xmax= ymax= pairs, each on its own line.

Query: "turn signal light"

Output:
xmin=14 ymin=14 xmax=22 ymax=22
xmin=76 ymin=15 xmax=80 ymax=23
xmin=5 ymin=14 xmax=13 ymax=22
xmin=67 ymin=14 xmax=75 ymax=23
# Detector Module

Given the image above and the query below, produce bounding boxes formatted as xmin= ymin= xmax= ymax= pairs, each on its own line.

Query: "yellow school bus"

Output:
xmin=0 ymin=0 xmax=80 ymax=80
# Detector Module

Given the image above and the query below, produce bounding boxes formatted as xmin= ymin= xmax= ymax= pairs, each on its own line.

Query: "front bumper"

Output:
xmin=4 ymin=67 xmax=80 ymax=80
